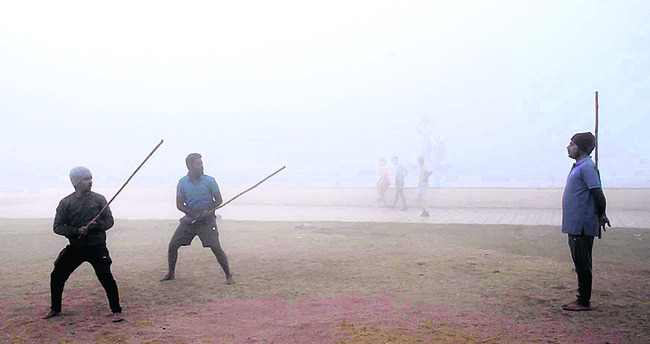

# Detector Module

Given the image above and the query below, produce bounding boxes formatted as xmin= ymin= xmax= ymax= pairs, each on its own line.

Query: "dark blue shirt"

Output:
xmin=562 ymin=156 xmax=601 ymax=236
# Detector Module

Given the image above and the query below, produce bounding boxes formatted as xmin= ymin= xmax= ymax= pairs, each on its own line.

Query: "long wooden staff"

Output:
xmin=595 ymin=91 xmax=599 ymax=171
xmin=595 ymin=92 xmax=603 ymax=239
xmin=84 ymin=139 xmax=164 ymax=231
xmin=191 ymin=165 xmax=286 ymax=224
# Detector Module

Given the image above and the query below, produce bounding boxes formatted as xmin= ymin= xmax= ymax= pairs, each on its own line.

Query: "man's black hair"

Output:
xmin=186 ymin=153 xmax=202 ymax=170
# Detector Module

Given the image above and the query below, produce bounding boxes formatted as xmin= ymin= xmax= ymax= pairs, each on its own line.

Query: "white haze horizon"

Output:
xmin=2 ymin=1 xmax=649 ymax=193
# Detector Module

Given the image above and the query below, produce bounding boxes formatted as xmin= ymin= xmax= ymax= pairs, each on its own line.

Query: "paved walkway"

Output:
xmin=219 ymin=204 xmax=650 ymax=229
xmin=2 ymin=191 xmax=648 ymax=229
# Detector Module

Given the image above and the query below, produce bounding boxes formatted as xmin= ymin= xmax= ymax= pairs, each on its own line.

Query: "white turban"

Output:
xmin=69 ymin=166 xmax=92 ymax=187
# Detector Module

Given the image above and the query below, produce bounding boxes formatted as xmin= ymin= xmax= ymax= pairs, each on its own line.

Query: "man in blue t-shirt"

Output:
xmin=561 ymin=132 xmax=610 ymax=311
xmin=160 ymin=153 xmax=234 ymax=285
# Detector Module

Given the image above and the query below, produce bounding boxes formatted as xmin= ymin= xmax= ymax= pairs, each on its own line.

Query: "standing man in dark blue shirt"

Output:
xmin=43 ymin=167 xmax=123 ymax=322
xmin=561 ymin=132 xmax=610 ymax=311
xmin=160 ymin=153 xmax=234 ymax=285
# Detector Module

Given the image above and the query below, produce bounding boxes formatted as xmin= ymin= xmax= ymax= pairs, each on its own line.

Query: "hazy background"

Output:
xmin=1 ymin=0 xmax=649 ymax=193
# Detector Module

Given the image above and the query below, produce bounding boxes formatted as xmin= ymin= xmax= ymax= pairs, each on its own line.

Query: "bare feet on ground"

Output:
xmin=42 ymin=310 xmax=60 ymax=319
xmin=111 ymin=312 xmax=124 ymax=322
xmin=160 ymin=273 xmax=175 ymax=281
xmin=562 ymin=300 xmax=591 ymax=311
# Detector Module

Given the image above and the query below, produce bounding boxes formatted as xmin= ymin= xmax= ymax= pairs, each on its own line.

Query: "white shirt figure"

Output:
xmin=417 ymin=156 xmax=432 ymax=217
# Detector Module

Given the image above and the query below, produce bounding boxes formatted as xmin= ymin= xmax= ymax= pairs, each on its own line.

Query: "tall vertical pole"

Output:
xmin=595 ymin=91 xmax=599 ymax=170
xmin=595 ymin=92 xmax=601 ymax=239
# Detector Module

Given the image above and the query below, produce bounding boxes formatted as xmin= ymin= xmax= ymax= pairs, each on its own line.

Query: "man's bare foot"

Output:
xmin=160 ymin=273 xmax=175 ymax=281
xmin=111 ymin=312 xmax=124 ymax=322
xmin=42 ymin=310 xmax=60 ymax=319
xmin=226 ymin=275 xmax=235 ymax=285
xmin=562 ymin=300 xmax=591 ymax=311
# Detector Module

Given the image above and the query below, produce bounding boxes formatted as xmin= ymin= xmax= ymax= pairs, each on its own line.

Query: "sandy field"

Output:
xmin=1 ymin=217 xmax=648 ymax=343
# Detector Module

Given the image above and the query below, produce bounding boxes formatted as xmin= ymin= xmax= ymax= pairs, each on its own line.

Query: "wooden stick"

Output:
xmin=595 ymin=91 xmax=599 ymax=170
xmin=86 ymin=139 xmax=164 ymax=228
xmin=595 ymin=92 xmax=602 ymax=239
xmin=191 ymin=165 xmax=286 ymax=224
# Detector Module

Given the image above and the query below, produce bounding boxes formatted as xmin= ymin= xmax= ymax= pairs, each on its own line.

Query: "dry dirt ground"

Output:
xmin=1 ymin=218 xmax=648 ymax=343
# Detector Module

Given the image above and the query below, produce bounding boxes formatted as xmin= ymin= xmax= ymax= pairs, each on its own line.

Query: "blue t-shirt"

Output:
xmin=562 ymin=156 xmax=601 ymax=236
xmin=177 ymin=174 xmax=220 ymax=221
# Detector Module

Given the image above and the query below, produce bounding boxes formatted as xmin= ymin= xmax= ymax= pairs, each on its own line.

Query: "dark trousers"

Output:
xmin=49 ymin=244 xmax=122 ymax=313
xmin=568 ymin=234 xmax=594 ymax=306
xmin=167 ymin=217 xmax=231 ymax=277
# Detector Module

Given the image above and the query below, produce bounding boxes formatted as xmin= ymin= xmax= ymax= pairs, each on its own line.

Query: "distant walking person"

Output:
xmin=561 ymin=132 xmax=610 ymax=311
xmin=391 ymin=156 xmax=409 ymax=210
xmin=417 ymin=157 xmax=433 ymax=217
xmin=376 ymin=157 xmax=391 ymax=206
xmin=160 ymin=153 xmax=234 ymax=285
xmin=43 ymin=167 xmax=123 ymax=322
xmin=416 ymin=115 xmax=434 ymax=164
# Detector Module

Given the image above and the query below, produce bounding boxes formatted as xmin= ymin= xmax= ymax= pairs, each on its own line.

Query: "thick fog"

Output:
xmin=1 ymin=1 xmax=649 ymax=192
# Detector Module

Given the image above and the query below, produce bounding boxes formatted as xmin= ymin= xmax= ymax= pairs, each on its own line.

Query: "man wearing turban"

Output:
xmin=43 ymin=167 xmax=123 ymax=322
xmin=561 ymin=132 xmax=611 ymax=311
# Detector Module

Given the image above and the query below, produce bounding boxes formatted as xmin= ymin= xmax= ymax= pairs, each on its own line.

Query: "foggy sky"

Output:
xmin=1 ymin=1 xmax=649 ymax=192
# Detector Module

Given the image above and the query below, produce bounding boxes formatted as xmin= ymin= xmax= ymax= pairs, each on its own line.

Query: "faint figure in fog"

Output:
xmin=417 ymin=156 xmax=433 ymax=217
xmin=390 ymin=156 xmax=409 ymax=210
xmin=433 ymin=135 xmax=446 ymax=166
xmin=376 ymin=157 xmax=391 ymax=206
xmin=432 ymin=135 xmax=447 ymax=187
xmin=416 ymin=116 xmax=434 ymax=164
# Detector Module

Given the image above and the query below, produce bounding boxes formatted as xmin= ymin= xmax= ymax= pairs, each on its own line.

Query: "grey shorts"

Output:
xmin=169 ymin=216 xmax=219 ymax=248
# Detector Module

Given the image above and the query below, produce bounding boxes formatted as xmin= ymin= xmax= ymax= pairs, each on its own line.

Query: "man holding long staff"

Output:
xmin=160 ymin=153 xmax=234 ymax=284
xmin=43 ymin=167 xmax=123 ymax=322
xmin=561 ymin=120 xmax=611 ymax=311
xmin=43 ymin=139 xmax=162 ymax=322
